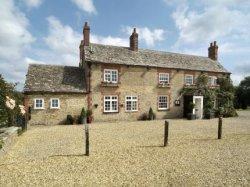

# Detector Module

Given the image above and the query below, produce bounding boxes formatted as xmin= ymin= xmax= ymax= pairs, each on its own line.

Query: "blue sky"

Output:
xmin=0 ymin=0 xmax=249 ymax=90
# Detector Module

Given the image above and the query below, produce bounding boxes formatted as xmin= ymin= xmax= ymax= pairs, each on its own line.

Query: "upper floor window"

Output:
xmin=50 ymin=98 xmax=60 ymax=109
xmin=104 ymin=95 xmax=118 ymax=113
xmin=104 ymin=69 xmax=118 ymax=83
xmin=208 ymin=76 xmax=217 ymax=86
xmin=159 ymin=73 xmax=169 ymax=84
xmin=34 ymin=98 xmax=44 ymax=109
xmin=158 ymin=96 xmax=169 ymax=110
xmin=185 ymin=75 xmax=194 ymax=85
xmin=125 ymin=96 xmax=138 ymax=112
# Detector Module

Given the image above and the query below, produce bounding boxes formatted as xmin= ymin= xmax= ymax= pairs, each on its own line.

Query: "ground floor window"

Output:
xmin=125 ymin=96 xmax=138 ymax=112
xmin=34 ymin=98 xmax=44 ymax=109
xmin=104 ymin=95 xmax=118 ymax=113
xmin=158 ymin=96 xmax=169 ymax=110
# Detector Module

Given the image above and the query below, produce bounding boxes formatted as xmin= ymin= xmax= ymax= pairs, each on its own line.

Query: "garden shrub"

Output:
xmin=138 ymin=113 xmax=148 ymax=121
xmin=66 ymin=115 xmax=74 ymax=125
xmin=148 ymin=107 xmax=154 ymax=120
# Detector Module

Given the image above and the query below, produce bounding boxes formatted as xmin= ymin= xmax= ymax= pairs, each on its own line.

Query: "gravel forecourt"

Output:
xmin=0 ymin=111 xmax=249 ymax=186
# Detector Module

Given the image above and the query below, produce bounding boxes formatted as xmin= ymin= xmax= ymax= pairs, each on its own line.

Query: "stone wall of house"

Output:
xmin=26 ymin=94 xmax=87 ymax=125
xmin=89 ymin=63 xmax=218 ymax=122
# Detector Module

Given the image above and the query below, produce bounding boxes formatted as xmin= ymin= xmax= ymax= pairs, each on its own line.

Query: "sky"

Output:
xmin=0 ymin=0 xmax=249 ymax=90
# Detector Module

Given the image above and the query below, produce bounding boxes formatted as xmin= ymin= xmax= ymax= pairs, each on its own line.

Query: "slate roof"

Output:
xmin=84 ymin=43 xmax=229 ymax=73
xmin=24 ymin=64 xmax=86 ymax=93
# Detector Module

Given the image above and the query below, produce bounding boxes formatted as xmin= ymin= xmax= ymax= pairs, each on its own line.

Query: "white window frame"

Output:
xmin=104 ymin=95 xmax=118 ymax=113
xmin=125 ymin=96 xmax=138 ymax=112
xmin=50 ymin=98 xmax=60 ymax=109
xmin=34 ymin=98 xmax=44 ymax=109
xmin=159 ymin=73 xmax=169 ymax=84
xmin=103 ymin=69 xmax=118 ymax=83
xmin=158 ymin=95 xmax=169 ymax=110
xmin=208 ymin=76 xmax=217 ymax=86
xmin=185 ymin=74 xmax=194 ymax=85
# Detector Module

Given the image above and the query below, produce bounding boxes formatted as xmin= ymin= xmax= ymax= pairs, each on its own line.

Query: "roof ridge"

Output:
xmin=88 ymin=43 xmax=213 ymax=60
xmin=29 ymin=64 xmax=79 ymax=68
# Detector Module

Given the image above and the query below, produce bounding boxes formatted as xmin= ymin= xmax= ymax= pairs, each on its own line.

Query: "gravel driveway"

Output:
xmin=0 ymin=111 xmax=249 ymax=186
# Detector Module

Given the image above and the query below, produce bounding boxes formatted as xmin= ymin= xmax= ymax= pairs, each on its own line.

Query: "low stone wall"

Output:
xmin=0 ymin=127 xmax=20 ymax=157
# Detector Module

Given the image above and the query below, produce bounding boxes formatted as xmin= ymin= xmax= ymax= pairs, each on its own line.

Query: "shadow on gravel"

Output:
xmin=49 ymin=154 xmax=87 ymax=157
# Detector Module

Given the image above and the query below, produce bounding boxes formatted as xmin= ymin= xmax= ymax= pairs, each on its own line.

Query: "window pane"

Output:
xmin=126 ymin=101 xmax=131 ymax=111
xmin=112 ymin=101 xmax=117 ymax=111
xmin=158 ymin=96 xmax=168 ymax=109
xmin=159 ymin=73 xmax=169 ymax=83
xmin=112 ymin=96 xmax=117 ymax=100
xmin=111 ymin=71 xmax=117 ymax=82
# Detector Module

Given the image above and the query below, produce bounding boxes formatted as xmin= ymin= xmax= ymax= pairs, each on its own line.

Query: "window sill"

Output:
xmin=158 ymin=108 xmax=169 ymax=111
xmin=158 ymin=83 xmax=171 ymax=88
xmin=34 ymin=108 xmax=45 ymax=110
xmin=103 ymin=111 xmax=119 ymax=114
xmin=50 ymin=107 xmax=60 ymax=110
xmin=184 ymin=84 xmax=196 ymax=88
xmin=209 ymin=85 xmax=220 ymax=88
xmin=125 ymin=110 xmax=138 ymax=113
xmin=101 ymin=82 xmax=119 ymax=87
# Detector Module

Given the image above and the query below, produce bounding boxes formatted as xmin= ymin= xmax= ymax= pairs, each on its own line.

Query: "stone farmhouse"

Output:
xmin=24 ymin=22 xmax=230 ymax=125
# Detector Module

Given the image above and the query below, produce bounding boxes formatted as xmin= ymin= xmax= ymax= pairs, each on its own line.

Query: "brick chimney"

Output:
xmin=208 ymin=41 xmax=218 ymax=61
xmin=130 ymin=28 xmax=138 ymax=51
xmin=83 ymin=22 xmax=90 ymax=46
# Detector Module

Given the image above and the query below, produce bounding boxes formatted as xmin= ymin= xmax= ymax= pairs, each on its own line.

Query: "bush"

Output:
xmin=0 ymin=139 xmax=3 ymax=149
xmin=66 ymin=115 xmax=74 ymax=125
xmin=148 ymin=107 xmax=154 ymax=120
xmin=138 ymin=113 xmax=148 ymax=121
xmin=81 ymin=107 xmax=87 ymax=117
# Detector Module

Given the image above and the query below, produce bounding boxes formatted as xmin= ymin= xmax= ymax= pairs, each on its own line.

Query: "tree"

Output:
xmin=0 ymin=74 xmax=24 ymax=127
xmin=235 ymin=76 xmax=250 ymax=109
xmin=181 ymin=74 xmax=237 ymax=118
xmin=217 ymin=77 xmax=237 ymax=117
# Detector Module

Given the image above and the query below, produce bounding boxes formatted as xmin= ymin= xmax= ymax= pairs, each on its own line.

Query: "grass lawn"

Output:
xmin=0 ymin=111 xmax=249 ymax=186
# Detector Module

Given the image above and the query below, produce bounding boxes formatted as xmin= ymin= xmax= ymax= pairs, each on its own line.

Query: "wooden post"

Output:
xmin=218 ymin=116 xmax=222 ymax=139
xmin=85 ymin=124 xmax=89 ymax=156
xmin=164 ymin=121 xmax=169 ymax=146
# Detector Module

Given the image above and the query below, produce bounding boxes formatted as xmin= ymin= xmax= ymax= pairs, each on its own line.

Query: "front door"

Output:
xmin=193 ymin=96 xmax=203 ymax=119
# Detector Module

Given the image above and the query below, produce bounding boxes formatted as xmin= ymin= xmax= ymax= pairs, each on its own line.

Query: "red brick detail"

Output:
xmin=130 ymin=28 xmax=138 ymax=51
xmin=23 ymin=95 xmax=29 ymax=121
xmin=208 ymin=41 xmax=218 ymax=60
xmin=83 ymin=22 xmax=90 ymax=46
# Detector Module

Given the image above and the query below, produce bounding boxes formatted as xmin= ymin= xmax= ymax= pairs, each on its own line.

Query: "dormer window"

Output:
xmin=104 ymin=69 xmax=118 ymax=83
xmin=159 ymin=73 xmax=169 ymax=84
xmin=185 ymin=75 xmax=194 ymax=85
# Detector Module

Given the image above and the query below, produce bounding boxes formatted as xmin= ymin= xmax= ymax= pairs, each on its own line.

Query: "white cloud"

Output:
xmin=44 ymin=16 xmax=81 ymax=65
xmin=172 ymin=4 xmax=250 ymax=46
xmin=91 ymin=35 xmax=128 ymax=47
xmin=0 ymin=0 xmax=35 ymax=88
xmin=0 ymin=0 xmax=34 ymax=60
xmin=124 ymin=26 xmax=165 ymax=46
xmin=71 ymin=0 xmax=97 ymax=14
xmin=22 ymin=0 xmax=43 ymax=8
xmin=43 ymin=16 xmax=129 ymax=67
